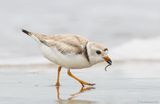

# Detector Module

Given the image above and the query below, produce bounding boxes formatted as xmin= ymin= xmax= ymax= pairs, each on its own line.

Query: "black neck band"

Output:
xmin=84 ymin=42 xmax=90 ymax=63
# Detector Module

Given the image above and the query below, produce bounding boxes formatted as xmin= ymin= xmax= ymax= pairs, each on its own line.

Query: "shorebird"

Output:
xmin=22 ymin=29 xmax=112 ymax=87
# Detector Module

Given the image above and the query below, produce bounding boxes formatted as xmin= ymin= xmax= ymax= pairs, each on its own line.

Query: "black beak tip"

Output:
xmin=108 ymin=60 xmax=112 ymax=65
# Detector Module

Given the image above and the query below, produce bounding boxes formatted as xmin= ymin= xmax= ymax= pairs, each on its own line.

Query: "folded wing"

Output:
xmin=40 ymin=35 xmax=88 ymax=55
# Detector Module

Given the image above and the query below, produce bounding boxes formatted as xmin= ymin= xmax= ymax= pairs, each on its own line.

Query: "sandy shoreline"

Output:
xmin=0 ymin=62 xmax=160 ymax=104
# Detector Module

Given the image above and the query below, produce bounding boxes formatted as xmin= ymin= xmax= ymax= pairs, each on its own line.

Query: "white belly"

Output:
xmin=40 ymin=44 xmax=91 ymax=69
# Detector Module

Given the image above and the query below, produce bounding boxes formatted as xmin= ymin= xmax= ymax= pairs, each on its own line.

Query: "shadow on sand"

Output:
xmin=55 ymin=86 xmax=97 ymax=104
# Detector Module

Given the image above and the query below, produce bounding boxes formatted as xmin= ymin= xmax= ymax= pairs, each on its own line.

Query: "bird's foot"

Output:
xmin=81 ymin=82 xmax=96 ymax=87
xmin=86 ymin=83 xmax=96 ymax=86
xmin=55 ymin=82 xmax=60 ymax=86
xmin=80 ymin=86 xmax=95 ymax=92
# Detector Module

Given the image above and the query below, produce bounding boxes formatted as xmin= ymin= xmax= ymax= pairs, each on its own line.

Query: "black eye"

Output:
xmin=96 ymin=50 xmax=101 ymax=54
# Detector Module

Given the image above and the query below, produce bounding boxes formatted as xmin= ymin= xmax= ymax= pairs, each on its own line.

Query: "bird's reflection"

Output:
xmin=55 ymin=86 xmax=96 ymax=104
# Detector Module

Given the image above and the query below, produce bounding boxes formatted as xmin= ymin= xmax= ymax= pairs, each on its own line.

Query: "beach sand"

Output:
xmin=0 ymin=61 xmax=160 ymax=104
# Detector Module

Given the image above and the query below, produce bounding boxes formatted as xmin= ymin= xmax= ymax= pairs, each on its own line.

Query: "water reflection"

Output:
xmin=55 ymin=86 xmax=96 ymax=104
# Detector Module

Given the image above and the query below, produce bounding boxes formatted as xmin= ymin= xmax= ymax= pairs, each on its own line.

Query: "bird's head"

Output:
xmin=87 ymin=42 xmax=112 ymax=65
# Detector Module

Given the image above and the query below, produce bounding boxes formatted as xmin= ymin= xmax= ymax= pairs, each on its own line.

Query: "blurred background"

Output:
xmin=1 ymin=1 xmax=160 ymax=103
xmin=1 ymin=0 xmax=160 ymax=65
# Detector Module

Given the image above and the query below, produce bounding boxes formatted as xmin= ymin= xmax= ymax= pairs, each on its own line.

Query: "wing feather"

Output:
xmin=40 ymin=35 xmax=88 ymax=55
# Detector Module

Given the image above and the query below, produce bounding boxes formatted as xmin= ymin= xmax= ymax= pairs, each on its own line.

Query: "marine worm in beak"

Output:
xmin=103 ymin=56 xmax=112 ymax=71
xmin=105 ymin=64 xmax=111 ymax=71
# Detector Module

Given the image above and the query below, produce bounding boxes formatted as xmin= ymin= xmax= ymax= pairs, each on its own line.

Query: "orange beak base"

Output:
xmin=103 ymin=56 xmax=112 ymax=65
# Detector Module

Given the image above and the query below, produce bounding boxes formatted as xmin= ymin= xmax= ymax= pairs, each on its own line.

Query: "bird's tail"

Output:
xmin=22 ymin=29 xmax=32 ymax=36
xmin=22 ymin=29 xmax=41 ymax=42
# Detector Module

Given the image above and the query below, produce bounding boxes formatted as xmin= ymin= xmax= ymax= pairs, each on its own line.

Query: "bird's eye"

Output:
xmin=96 ymin=50 xmax=101 ymax=55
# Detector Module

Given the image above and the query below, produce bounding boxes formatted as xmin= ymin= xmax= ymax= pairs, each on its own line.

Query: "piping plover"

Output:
xmin=22 ymin=29 xmax=112 ymax=87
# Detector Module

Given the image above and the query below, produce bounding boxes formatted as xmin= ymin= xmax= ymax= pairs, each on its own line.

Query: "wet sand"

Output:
xmin=0 ymin=62 xmax=160 ymax=104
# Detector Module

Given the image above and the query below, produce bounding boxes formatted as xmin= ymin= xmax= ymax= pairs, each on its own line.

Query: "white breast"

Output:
xmin=40 ymin=44 xmax=91 ymax=69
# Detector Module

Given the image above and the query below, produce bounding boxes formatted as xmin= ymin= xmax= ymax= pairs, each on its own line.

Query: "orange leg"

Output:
xmin=56 ymin=86 xmax=60 ymax=99
xmin=67 ymin=69 xmax=95 ymax=87
xmin=55 ymin=65 xmax=61 ymax=86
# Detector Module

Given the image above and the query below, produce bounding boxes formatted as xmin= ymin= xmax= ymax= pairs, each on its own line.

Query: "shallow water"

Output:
xmin=0 ymin=62 xmax=160 ymax=104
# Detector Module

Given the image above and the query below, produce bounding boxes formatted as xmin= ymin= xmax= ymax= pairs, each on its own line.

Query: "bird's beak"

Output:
xmin=103 ymin=56 xmax=112 ymax=65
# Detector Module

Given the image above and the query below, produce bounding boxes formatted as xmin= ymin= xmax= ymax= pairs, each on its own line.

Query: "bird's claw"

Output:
xmin=88 ymin=83 xmax=96 ymax=86
xmin=81 ymin=82 xmax=96 ymax=87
